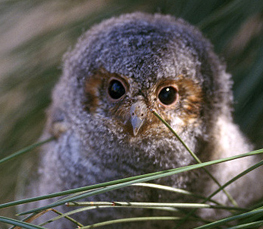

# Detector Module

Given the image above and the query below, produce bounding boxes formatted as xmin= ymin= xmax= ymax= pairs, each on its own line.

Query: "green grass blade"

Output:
xmin=0 ymin=137 xmax=54 ymax=165
xmin=16 ymin=148 xmax=263 ymax=216
xmin=67 ymin=201 xmax=211 ymax=209
xmin=178 ymin=159 xmax=263 ymax=227
xmin=152 ymin=110 xmax=238 ymax=207
xmin=0 ymin=216 xmax=45 ymax=229
xmin=227 ymin=220 xmax=263 ymax=229
xmin=132 ymin=183 xmax=220 ymax=205
xmin=0 ymin=175 xmax=159 ymax=210
xmin=50 ymin=208 xmax=83 ymax=227
xmin=206 ymin=159 xmax=263 ymax=203
xmin=67 ymin=201 xmax=244 ymax=211
xmin=194 ymin=208 xmax=263 ymax=229
xmin=79 ymin=216 xmax=180 ymax=229
xmin=39 ymin=207 xmax=100 ymax=226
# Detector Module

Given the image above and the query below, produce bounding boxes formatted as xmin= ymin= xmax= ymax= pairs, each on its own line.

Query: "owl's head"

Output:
xmin=51 ymin=13 xmax=232 ymax=143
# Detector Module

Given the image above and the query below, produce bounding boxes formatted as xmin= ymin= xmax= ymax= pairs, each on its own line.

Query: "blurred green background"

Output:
xmin=0 ymin=0 xmax=263 ymax=221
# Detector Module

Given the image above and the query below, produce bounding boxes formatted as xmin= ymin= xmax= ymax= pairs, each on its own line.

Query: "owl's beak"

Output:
xmin=130 ymin=101 xmax=147 ymax=136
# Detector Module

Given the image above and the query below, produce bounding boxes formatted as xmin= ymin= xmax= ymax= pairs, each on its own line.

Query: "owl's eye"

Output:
xmin=158 ymin=86 xmax=178 ymax=106
xmin=108 ymin=79 xmax=126 ymax=100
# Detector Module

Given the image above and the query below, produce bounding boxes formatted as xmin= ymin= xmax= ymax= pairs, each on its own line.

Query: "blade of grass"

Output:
xmin=67 ymin=201 xmax=211 ymax=209
xmin=132 ymin=182 xmax=193 ymax=195
xmin=132 ymin=183 xmax=220 ymax=205
xmin=41 ymin=205 xmax=182 ymax=226
xmin=79 ymin=216 xmax=180 ymax=229
xmin=152 ymin=110 xmax=238 ymax=207
xmin=59 ymin=182 xmax=219 ymax=208
xmin=240 ymin=202 xmax=263 ymax=225
xmin=0 ymin=216 xmax=45 ymax=229
xmin=198 ymin=0 xmax=244 ymax=29
xmin=226 ymin=220 xmax=263 ymax=229
xmin=0 ymin=137 xmax=54 ymax=165
xmin=10 ymin=209 xmax=52 ymax=229
xmin=0 ymin=175 xmax=159 ymax=210
xmin=12 ymin=208 xmax=84 ymax=228
xmin=39 ymin=206 xmax=105 ymax=226
xmin=206 ymin=159 xmax=263 ymax=203
xmin=52 ymin=188 xmax=103 ymax=205
xmin=67 ymin=201 xmax=244 ymax=211
xmin=16 ymin=148 xmax=263 ymax=216
xmin=50 ymin=208 xmax=83 ymax=227
xmin=194 ymin=208 xmax=263 ymax=229
xmin=176 ymin=159 xmax=263 ymax=227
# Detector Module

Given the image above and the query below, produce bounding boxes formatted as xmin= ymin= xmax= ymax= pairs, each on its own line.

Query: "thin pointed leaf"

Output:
xmin=16 ymin=148 xmax=263 ymax=215
xmin=152 ymin=110 xmax=238 ymax=206
xmin=194 ymin=208 xmax=263 ymax=229
xmin=80 ymin=216 xmax=180 ymax=229
xmin=0 ymin=138 xmax=54 ymax=165
xmin=0 ymin=216 xmax=45 ymax=229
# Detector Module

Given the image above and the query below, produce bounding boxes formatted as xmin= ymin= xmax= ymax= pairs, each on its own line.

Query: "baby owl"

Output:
xmin=20 ymin=12 xmax=263 ymax=228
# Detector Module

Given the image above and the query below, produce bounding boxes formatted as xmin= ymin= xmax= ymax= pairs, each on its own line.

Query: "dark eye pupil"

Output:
xmin=158 ymin=87 xmax=177 ymax=105
xmin=108 ymin=80 xmax=125 ymax=99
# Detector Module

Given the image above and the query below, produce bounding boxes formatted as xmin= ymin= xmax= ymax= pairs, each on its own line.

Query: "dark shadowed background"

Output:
xmin=0 ymin=0 xmax=263 ymax=223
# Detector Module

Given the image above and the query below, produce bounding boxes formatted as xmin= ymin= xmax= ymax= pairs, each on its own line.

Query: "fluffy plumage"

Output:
xmin=19 ymin=12 xmax=263 ymax=228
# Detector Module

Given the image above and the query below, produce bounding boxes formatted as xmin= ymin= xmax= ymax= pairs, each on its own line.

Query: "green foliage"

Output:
xmin=0 ymin=136 xmax=263 ymax=228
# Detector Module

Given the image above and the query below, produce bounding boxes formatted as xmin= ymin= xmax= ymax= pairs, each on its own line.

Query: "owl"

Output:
xmin=19 ymin=12 xmax=263 ymax=228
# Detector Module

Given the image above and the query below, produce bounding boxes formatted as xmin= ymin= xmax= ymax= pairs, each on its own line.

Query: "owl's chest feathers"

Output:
xmin=57 ymin=127 xmax=201 ymax=192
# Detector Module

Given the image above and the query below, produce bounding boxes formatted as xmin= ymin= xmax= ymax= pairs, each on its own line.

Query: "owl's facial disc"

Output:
xmin=84 ymin=70 xmax=203 ymax=138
